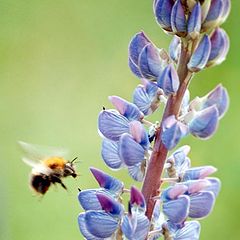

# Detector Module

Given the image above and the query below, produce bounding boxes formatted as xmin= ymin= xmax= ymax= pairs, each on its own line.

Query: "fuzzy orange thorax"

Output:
xmin=42 ymin=157 xmax=67 ymax=170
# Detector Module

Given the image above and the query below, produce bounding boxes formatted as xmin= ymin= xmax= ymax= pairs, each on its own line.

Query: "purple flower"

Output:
xmin=128 ymin=31 xmax=169 ymax=80
xmin=133 ymin=79 xmax=163 ymax=116
xmin=171 ymin=0 xmax=187 ymax=36
xmin=188 ymin=2 xmax=202 ymax=39
xmin=157 ymin=64 xmax=180 ymax=96
xmin=154 ymin=0 xmax=174 ymax=32
xmin=162 ymin=115 xmax=189 ymax=150
xmin=188 ymin=35 xmax=211 ymax=72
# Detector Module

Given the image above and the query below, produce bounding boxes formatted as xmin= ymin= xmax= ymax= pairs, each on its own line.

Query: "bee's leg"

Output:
xmin=51 ymin=175 xmax=68 ymax=191
xmin=59 ymin=181 xmax=67 ymax=190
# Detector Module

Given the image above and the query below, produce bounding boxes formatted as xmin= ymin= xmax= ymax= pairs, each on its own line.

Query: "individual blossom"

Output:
xmin=129 ymin=31 xmax=170 ymax=81
xmin=101 ymin=121 xmax=150 ymax=181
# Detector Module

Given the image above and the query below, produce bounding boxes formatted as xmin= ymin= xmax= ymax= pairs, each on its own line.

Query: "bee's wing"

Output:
xmin=18 ymin=141 xmax=69 ymax=166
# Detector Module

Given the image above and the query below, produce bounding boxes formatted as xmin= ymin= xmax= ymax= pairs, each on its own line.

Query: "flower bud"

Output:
xmin=207 ymin=28 xmax=230 ymax=67
xmin=154 ymin=0 xmax=174 ymax=32
xmin=139 ymin=44 xmax=168 ymax=80
xmin=202 ymin=84 xmax=229 ymax=118
xmin=157 ymin=64 xmax=180 ymax=96
xmin=128 ymin=32 xmax=151 ymax=78
xmin=189 ymin=105 xmax=219 ymax=139
xmin=202 ymin=0 xmax=224 ymax=31
xmin=188 ymin=35 xmax=211 ymax=72
xmin=181 ymin=89 xmax=190 ymax=115
xmin=171 ymin=0 xmax=187 ymax=36
xmin=219 ymin=0 xmax=231 ymax=25
xmin=169 ymin=36 xmax=181 ymax=63
xmin=187 ymin=2 xmax=201 ymax=39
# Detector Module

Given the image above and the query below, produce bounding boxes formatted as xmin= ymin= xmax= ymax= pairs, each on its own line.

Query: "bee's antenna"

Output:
xmin=71 ymin=157 xmax=78 ymax=164
xmin=103 ymin=106 xmax=106 ymax=110
xmin=78 ymin=188 xmax=81 ymax=192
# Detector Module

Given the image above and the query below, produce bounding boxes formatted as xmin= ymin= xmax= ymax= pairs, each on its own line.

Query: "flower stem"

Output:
xmin=141 ymin=41 xmax=192 ymax=220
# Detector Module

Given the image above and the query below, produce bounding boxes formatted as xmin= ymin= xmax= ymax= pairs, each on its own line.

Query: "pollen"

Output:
xmin=43 ymin=157 xmax=67 ymax=170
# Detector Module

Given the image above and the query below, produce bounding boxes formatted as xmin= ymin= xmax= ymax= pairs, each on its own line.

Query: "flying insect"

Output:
xmin=19 ymin=141 xmax=77 ymax=195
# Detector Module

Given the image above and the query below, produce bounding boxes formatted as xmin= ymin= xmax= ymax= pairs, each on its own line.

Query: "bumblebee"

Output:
xmin=19 ymin=141 xmax=77 ymax=195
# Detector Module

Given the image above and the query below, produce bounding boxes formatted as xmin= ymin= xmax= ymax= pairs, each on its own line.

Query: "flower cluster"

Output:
xmin=78 ymin=168 xmax=150 ymax=240
xmin=78 ymin=0 xmax=230 ymax=239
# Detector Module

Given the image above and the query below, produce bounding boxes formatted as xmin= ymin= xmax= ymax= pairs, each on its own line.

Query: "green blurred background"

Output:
xmin=0 ymin=0 xmax=239 ymax=239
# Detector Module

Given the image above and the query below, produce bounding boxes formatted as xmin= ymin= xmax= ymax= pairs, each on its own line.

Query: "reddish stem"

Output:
xmin=141 ymin=42 xmax=192 ymax=220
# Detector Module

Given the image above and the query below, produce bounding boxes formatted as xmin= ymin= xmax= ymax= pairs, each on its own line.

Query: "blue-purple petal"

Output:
xmin=98 ymin=110 xmax=130 ymax=141
xmin=207 ymin=28 xmax=230 ymax=67
xmin=174 ymin=221 xmax=201 ymax=240
xmin=189 ymin=191 xmax=215 ymax=218
xmin=171 ymin=0 xmax=187 ymax=34
xmin=183 ymin=166 xmax=217 ymax=181
xmin=78 ymin=189 xmax=110 ymax=211
xmin=162 ymin=115 xmax=189 ymax=150
xmin=203 ymin=0 xmax=224 ymax=29
xmin=109 ymin=96 xmax=144 ymax=121
xmin=133 ymin=80 xmax=160 ymax=115
xmin=129 ymin=32 xmax=151 ymax=65
xmin=205 ymin=177 xmax=221 ymax=197
xmin=78 ymin=213 xmax=103 ymax=240
xmin=90 ymin=167 xmax=124 ymax=193
xmin=128 ymin=163 xmax=145 ymax=182
xmin=154 ymin=0 xmax=174 ymax=31
xmin=129 ymin=57 xmax=142 ymax=78
xmin=188 ymin=2 xmax=201 ymax=39
xmin=157 ymin=64 xmax=180 ymax=96
xmin=189 ymin=105 xmax=219 ymax=139
xmin=130 ymin=186 xmax=146 ymax=211
xmin=203 ymin=84 xmax=229 ymax=118
xmin=101 ymin=139 xmax=123 ymax=169
xmin=139 ymin=43 xmax=164 ymax=79
xmin=84 ymin=211 xmax=119 ymax=238
xmin=163 ymin=195 xmax=190 ymax=223
xmin=188 ymin=35 xmax=211 ymax=72
xmin=119 ymin=133 xmax=145 ymax=166
xmin=129 ymin=121 xmax=150 ymax=150
xmin=169 ymin=36 xmax=181 ymax=63
xmin=122 ymin=214 xmax=149 ymax=240
xmin=96 ymin=193 xmax=123 ymax=217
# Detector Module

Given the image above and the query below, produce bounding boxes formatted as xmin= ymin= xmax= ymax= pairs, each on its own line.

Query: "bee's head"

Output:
xmin=64 ymin=157 xmax=78 ymax=178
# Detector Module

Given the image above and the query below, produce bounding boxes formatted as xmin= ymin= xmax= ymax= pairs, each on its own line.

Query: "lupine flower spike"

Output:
xmin=78 ymin=0 xmax=231 ymax=239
